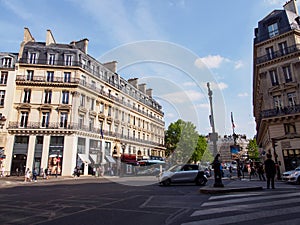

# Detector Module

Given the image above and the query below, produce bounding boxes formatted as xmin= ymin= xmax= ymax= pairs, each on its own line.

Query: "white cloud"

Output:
xmin=2 ymin=0 xmax=32 ymax=20
xmin=202 ymin=81 xmax=228 ymax=91
xmin=183 ymin=82 xmax=197 ymax=87
xmin=194 ymin=55 xmax=229 ymax=69
xmin=234 ymin=60 xmax=244 ymax=69
xmin=195 ymin=103 xmax=209 ymax=109
xmin=238 ymin=92 xmax=249 ymax=97
xmin=162 ymin=89 xmax=204 ymax=103
xmin=263 ymin=0 xmax=283 ymax=5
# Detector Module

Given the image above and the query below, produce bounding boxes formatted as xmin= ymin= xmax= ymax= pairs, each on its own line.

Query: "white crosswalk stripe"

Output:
xmin=182 ymin=191 xmax=300 ymax=225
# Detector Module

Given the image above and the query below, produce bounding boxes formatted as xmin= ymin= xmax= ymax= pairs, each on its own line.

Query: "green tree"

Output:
xmin=190 ymin=135 xmax=208 ymax=164
xmin=165 ymin=119 xmax=199 ymax=163
xmin=247 ymin=139 xmax=260 ymax=161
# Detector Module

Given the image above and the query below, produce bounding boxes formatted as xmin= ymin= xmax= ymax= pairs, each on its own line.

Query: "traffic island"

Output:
xmin=199 ymin=185 xmax=263 ymax=194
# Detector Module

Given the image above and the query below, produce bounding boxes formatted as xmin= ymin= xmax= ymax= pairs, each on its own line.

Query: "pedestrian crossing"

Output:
xmin=181 ymin=191 xmax=300 ymax=225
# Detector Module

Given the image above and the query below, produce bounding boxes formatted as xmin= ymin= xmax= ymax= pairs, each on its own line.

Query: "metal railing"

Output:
xmin=260 ymin=104 xmax=300 ymax=118
xmin=256 ymin=44 xmax=300 ymax=64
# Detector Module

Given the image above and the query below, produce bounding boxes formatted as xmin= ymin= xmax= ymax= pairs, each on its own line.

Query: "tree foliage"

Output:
xmin=247 ymin=139 xmax=260 ymax=161
xmin=165 ymin=119 xmax=199 ymax=163
xmin=190 ymin=135 xmax=208 ymax=164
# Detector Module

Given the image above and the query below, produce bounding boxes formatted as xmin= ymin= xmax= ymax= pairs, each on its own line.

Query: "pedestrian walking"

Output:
xmin=264 ymin=154 xmax=276 ymax=189
xmin=32 ymin=168 xmax=37 ymax=182
xmin=1 ymin=166 xmax=5 ymax=177
xmin=24 ymin=168 xmax=31 ymax=182
xmin=257 ymin=163 xmax=266 ymax=181
xmin=228 ymin=165 xmax=233 ymax=179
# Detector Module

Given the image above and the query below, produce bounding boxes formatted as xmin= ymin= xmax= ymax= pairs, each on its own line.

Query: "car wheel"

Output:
xmin=196 ymin=177 xmax=207 ymax=186
xmin=162 ymin=179 xmax=171 ymax=186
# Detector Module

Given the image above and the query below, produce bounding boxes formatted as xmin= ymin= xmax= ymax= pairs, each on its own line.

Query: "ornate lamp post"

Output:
xmin=207 ymin=82 xmax=224 ymax=187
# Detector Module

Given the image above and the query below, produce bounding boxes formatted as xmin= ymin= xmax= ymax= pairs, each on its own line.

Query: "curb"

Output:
xmin=199 ymin=186 xmax=263 ymax=194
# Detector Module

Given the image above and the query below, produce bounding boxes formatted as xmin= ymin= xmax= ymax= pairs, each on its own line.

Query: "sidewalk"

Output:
xmin=199 ymin=176 xmax=294 ymax=194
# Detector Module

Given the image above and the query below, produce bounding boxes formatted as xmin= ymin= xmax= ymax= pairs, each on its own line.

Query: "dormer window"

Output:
xmin=48 ymin=54 xmax=56 ymax=65
xmin=2 ymin=57 xmax=12 ymax=67
xmin=28 ymin=52 xmax=37 ymax=64
xmin=268 ymin=22 xmax=279 ymax=38
xmin=65 ymin=55 xmax=73 ymax=66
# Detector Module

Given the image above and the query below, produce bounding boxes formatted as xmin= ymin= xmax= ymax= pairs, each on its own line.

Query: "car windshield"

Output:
xmin=168 ymin=165 xmax=183 ymax=172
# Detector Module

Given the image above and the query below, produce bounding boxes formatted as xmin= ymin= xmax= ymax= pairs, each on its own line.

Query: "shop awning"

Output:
xmin=78 ymin=154 xmax=91 ymax=164
xmin=89 ymin=154 xmax=97 ymax=164
xmin=105 ymin=155 xmax=116 ymax=164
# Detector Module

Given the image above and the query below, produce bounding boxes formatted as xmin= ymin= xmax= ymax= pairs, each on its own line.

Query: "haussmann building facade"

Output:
xmin=0 ymin=28 xmax=165 ymax=176
xmin=253 ymin=0 xmax=300 ymax=173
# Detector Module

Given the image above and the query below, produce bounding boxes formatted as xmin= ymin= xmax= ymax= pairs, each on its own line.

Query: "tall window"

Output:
xmin=99 ymin=102 xmax=104 ymax=113
xmin=0 ymin=72 xmax=8 ymax=85
xmin=108 ymin=106 xmax=112 ymax=116
xmin=41 ymin=112 xmax=50 ymax=128
xmin=29 ymin=52 xmax=37 ymax=64
xmin=90 ymin=98 xmax=95 ymax=110
xmin=268 ymin=22 xmax=279 ymax=38
xmin=278 ymin=41 xmax=288 ymax=55
xmin=284 ymin=123 xmax=296 ymax=134
xmin=65 ymin=55 xmax=73 ymax=66
xmin=81 ymin=75 xmax=86 ymax=86
xmin=0 ymin=90 xmax=5 ymax=106
xmin=2 ymin=57 xmax=12 ymax=67
xmin=80 ymin=94 xmax=85 ymax=107
xmin=20 ymin=111 xmax=29 ymax=128
xmin=46 ymin=71 xmax=54 ymax=82
xmin=287 ymin=92 xmax=297 ymax=107
xmin=64 ymin=72 xmax=71 ymax=83
xmin=91 ymin=80 xmax=96 ymax=89
xmin=48 ymin=54 xmax=55 ymax=65
xmin=266 ymin=46 xmax=274 ymax=60
xmin=26 ymin=70 xmax=34 ymax=81
xmin=44 ymin=90 xmax=52 ymax=104
xmin=23 ymin=89 xmax=31 ymax=103
xmin=270 ymin=70 xmax=279 ymax=86
xmin=79 ymin=115 xmax=84 ymax=129
xmin=62 ymin=91 xmax=69 ymax=104
xmin=283 ymin=66 xmax=293 ymax=82
xmin=89 ymin=118 xmax=94 ymax=131
xmin=273 ymin=95 xmax=282 ymax=109
xmin=60 ymin=112 xmax=68 ymax=128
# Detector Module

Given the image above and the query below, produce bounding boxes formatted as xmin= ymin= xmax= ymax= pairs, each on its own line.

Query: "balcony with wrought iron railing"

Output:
xmin=260 ymin=104 xmax=300 ymax=119
xmin=256 ymin=44 xmax=300 ymax=64
xmin=7 ymin=121 xmax=163 ymax=146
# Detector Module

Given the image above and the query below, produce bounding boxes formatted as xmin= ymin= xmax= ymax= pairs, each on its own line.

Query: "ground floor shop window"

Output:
xmin=283 ymin=149 xmax=300 ymax=171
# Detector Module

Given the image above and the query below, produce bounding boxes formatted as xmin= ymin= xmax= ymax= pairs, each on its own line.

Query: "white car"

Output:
xmin=158 ymin=164 xmax=207 ymax=186
xmin=282 ymin=167 xmax=300 ymax=184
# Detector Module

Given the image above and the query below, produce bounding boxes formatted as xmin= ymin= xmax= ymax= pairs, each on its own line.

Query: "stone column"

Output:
xmin=26 ymin=135 xmax=36 ymax=171
xmin=41 ymin=135 xmax=50 ymax=172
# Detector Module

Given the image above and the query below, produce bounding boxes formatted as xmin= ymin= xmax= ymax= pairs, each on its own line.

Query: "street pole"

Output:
xmin=207 ymin=82 xmax=218 ymax=156
xmin=207 ymin=82 xmax=223 ymax=187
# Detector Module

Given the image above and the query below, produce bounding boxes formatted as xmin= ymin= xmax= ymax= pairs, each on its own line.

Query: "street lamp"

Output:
xmin=207 ymin=82 xmax=223 ymax=187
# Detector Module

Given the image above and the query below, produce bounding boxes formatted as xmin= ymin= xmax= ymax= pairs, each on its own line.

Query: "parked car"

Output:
xmin=158 ymin=164 xmax=207 ymax=186
xmin=282 ymin=167 xmax=300 ymax=184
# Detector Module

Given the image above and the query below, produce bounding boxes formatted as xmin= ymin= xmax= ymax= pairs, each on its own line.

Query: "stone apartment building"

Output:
xmin=253 ymin=0 xmax=300 ymax=173
xmin=0 ymin=28 xmax=165 ymax=176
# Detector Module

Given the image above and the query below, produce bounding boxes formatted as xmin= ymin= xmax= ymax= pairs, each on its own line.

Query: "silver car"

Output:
xmin=158 ymin=164 xmax=207 ymax=186
xmin=282 ymin=167 xmax=300 ymax=184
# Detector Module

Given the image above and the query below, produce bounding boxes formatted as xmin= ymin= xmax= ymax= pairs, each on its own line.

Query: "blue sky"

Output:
xmin=0 ymin=0 xmax=293 ymax=139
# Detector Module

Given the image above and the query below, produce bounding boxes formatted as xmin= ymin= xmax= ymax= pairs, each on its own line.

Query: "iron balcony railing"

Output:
xmin=256 ymin=44 xmax=300 ymax=64
xmin=7 ymin=121 xmax=162 ymax=146
xmin=18 ymin=57 xmax=164 ymax=115
xmin=16 ymin=75 xmax=80 ymax=84
xmin=260 ymin=104 xmax=300 ymax=119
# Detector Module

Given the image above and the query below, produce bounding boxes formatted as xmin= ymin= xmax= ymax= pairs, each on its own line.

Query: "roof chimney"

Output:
xmin=46 ymin=29 xmax=56 ymax=46
xmin=72 ymin=38 xmax=89 ymax=54
xmin=146 ymin=88 xmax=153 ymax=97
xmin=284 ymin=0 xmax=298 ymax=15
xmin=103 ymin=61 xmax=118 ymax=73
xmin=128 ymin=78 xmax=138 ymax=88
xmin=19 ymin=27 xmax=35 ymax=60
xmin=138 ymin=83 xmax=146 ymax=93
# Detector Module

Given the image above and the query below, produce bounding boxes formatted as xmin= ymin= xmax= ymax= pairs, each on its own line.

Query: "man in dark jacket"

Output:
xmin=264 ymin=154 xmax=276 ymax=189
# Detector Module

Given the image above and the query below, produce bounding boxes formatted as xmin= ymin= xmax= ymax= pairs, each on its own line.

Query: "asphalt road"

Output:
xmin=0 ymin=176 xmax=299 ymax=225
